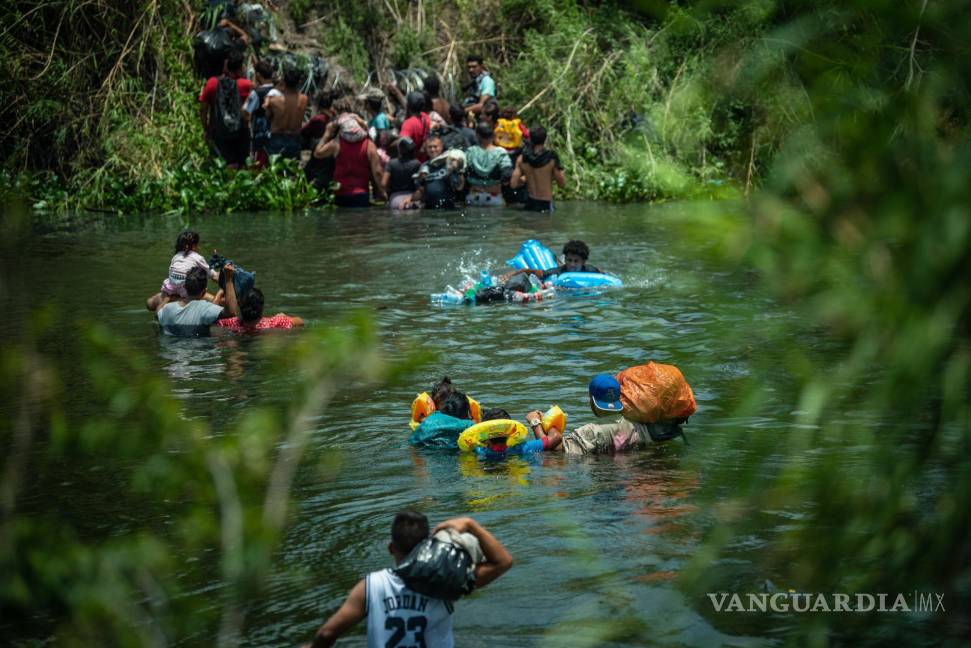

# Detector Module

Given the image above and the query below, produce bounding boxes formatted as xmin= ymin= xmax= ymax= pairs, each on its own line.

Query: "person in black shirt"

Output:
xmin=382 ymin=137 xmax=421 ymax=209
xmin=504 ymin=240 xmax=602 ymax=282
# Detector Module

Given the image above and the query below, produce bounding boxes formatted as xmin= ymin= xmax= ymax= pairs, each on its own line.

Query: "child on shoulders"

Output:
xmin=146 ymin=230 xmax=218 ymax=312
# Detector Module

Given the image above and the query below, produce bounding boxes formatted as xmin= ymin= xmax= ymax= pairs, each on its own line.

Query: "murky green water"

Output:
xmin=7 ymin=202 xmax=854 ymax=646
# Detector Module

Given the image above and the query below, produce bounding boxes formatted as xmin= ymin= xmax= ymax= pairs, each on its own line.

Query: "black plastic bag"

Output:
xmin=502 ymin=273 xmax=533 ymax=293
xmin=645 ymin=420 xmax=687 ymax=442
xmin=393 ymin=538 xmax=476 ymax=601
xmin=193 ymin=28 xmax=233 ymax=78
xmin=474 ymin=286 xmax=506 ymax=305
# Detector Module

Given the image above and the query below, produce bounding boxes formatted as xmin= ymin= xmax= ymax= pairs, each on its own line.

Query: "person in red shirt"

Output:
xmin=216 ymin=265 xmax=304 ymax=333
xmin=399 ymin=91 xmax=431 ymax=162
xmin=312 ymin=114 xmax=386 ymax=207
xmin=199 ymin=49 xmax=253 ymax=169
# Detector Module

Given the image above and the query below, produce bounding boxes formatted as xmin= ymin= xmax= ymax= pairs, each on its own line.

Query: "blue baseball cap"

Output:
xmin=589 ymin=374 xmax=623 ymax=413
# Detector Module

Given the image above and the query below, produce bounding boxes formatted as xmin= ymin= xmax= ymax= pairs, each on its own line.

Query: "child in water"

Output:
xmin=146 ymin=231 xmax=219 ymax=312
xmin=474 ymin=408 xmax=562 ymax=460
xmin=409 ymin=390 xmax=476 ymax=448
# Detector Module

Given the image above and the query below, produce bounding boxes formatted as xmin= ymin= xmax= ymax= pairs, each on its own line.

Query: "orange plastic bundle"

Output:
xmin=615 ymin=362 xmax=696 ymax=424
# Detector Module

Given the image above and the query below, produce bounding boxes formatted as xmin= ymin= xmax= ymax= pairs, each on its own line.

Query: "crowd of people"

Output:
xmin=199 ymin=46 xmax=567 ymax=211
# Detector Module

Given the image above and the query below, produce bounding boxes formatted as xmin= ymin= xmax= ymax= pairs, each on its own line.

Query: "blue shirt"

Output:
xmin=369 ymin=112 xmax=390 ymax=131
xmin=409 ymin=412 xmax=470 ymax=448
xmin=477 ymin=73 xmax=496 ymax=99
xmin=474 ymin=438 xmax=545 ymax=460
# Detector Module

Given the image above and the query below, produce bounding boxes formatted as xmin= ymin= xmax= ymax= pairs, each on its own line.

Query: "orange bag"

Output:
xmin=615 ymin=362 xmax=696 ymax=424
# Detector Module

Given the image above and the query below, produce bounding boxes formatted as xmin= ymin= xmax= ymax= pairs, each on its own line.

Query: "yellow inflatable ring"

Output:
xmin=457 ymin=419 xmax=528 ymax=452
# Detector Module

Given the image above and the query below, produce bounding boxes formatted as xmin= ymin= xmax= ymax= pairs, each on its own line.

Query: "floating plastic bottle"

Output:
xmin=479 ymin=269 xmax=495 ymax=288
xmin=508 ymin=286 xmax=557 ymax=303
xmin=527 ymin=274 xmax=542 ymax=292
xmin=430 ymin=285 xmax=465 ymax=305
xmin=430 ymin=292 xmax=464 ymax=305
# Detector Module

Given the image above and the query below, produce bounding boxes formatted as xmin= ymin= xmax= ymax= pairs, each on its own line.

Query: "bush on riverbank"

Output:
xmin=11 ymin=157 xmax=322 ymax=215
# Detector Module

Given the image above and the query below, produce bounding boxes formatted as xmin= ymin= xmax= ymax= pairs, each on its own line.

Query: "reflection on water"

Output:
xmin=14 ymin=203 xmax=821 ymax=646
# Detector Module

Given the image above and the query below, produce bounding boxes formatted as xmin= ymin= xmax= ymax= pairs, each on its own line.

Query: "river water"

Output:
xmin=10 ymin=202 xmax=843 ymax=646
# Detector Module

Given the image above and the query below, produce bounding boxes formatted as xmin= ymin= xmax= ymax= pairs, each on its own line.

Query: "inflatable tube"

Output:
xmin=409 ymin=392 xmax=482 ymax=431
xmin=457 ymin=419 xmax=528 ymax=452
xmin=551 ymin=272 xmax=623 ymax=289
xmin=506 ymin=239 xmax=558 ymax=271
xmin=541 ymin=405 xmax=567 ymax=433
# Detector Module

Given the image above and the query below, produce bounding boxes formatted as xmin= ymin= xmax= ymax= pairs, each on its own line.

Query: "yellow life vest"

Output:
xmin=494 ymin=118 xmax=523 ymax=149
xmin=541 ymin=405 xmax=566 ymax=433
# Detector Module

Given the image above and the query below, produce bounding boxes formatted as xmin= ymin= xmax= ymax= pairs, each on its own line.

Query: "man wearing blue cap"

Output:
xmin=554 ymin=373 xmax=687 ymax=454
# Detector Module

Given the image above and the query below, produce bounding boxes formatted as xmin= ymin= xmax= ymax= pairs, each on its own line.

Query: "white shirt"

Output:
xmin=157 ymin=299 xmax=224 ymax=336
xmin=365 ymin=568 xmax=454 ymax=648
xmin=165 ymin=251 xmax=218 ymax=288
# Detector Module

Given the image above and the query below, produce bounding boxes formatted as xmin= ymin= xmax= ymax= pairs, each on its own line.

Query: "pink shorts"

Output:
xmin=160 ymin=279 xmax=188 ymax=299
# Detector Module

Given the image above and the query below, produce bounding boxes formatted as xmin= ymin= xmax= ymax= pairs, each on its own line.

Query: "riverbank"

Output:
xmin=4 ymin=1 xmax=779 ymax=212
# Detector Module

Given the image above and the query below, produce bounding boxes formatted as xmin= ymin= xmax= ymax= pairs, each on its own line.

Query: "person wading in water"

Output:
xmin=264 ymin=65 xmax=308 ymax=160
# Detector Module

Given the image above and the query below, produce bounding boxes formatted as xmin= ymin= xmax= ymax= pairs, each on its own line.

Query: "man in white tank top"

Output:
xmin=306 ymin=511 xmax=513 ymax=648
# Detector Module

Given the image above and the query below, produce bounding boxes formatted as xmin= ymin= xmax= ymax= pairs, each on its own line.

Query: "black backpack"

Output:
xmin=250 ymin=85 xmax=273 ymax=143
xmin=212 ymin=75 xmax=244 ymax=138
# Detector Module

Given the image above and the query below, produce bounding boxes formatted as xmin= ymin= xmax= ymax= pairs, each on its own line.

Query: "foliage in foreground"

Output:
xmin=0 ymin=308 xmax=411 ymax=644
xmin=675 ymin=0 xmax=971 ymax=643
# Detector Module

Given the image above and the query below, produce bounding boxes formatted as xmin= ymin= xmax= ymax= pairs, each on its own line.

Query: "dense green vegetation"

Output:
xmin=2 ymin=0 xmax=969 ymax=644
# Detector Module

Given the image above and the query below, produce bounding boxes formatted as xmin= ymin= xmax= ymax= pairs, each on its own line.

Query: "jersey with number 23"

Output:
xmin=365 ymin=568 xmax=454 ymax=648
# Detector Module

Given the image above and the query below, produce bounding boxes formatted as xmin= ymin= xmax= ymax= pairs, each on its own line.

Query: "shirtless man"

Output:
xmin=510 ymin=126 xmax=565 ymax=212
xmin=265 ymin=65 xmax=308 ymax=160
